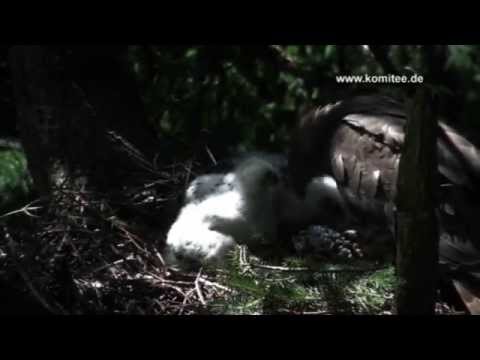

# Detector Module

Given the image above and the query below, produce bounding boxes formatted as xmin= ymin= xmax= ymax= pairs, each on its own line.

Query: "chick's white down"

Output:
xmin=164 ymin=157 xmax=284 ymax=268
xmin=164 ymin=154 xmax=353 ymax=269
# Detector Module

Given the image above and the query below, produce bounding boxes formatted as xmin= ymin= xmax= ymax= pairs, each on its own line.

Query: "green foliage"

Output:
xmin=127 ymin=45 xmax=480 ymax=167
xmin=127 ymin=46 xmax=377 ymax=162
xmin=208 ymin=247 xmax=394 ymax=315
xmin=0 ymin=149 xmax=32 ymax=213
xmin=447 ymin=45 xmax=476 ymax=72
xmin=345 ymin=267 xmax=395 ymax=314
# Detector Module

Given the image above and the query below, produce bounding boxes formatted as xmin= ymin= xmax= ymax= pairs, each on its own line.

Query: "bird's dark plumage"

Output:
xmin=288 ymin=94 xmax=480 ymax=313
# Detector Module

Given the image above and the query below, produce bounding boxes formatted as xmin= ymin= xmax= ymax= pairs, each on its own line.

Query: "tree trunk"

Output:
xmin=9 ymin=45 xmax=160 ymax=200
xmin=395 ymin=87 xmax=439 ymax=314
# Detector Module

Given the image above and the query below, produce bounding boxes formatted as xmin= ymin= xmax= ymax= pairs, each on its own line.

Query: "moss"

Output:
xmin=0 ymin=149 xmax=33 ymax=212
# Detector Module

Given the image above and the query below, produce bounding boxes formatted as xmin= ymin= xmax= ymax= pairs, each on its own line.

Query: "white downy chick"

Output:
xmin=164 ymin=156 xmax=283 ymax=269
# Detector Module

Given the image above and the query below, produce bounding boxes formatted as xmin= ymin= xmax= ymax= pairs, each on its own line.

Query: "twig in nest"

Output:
xmin=183 ymin=159 xmax=194 ymax=190
xmin=143 ymin=179 xmax=170 ymax=189
xmin=106 ymin=130 xmax=160 ymax=176
xmin=301 ymin=310 xmax=331 ymax=315
xmin=151 ymin=277 xmax=194 ymax=286
xmin=158 ymin=283 xmax=188 ymax=298
xmin=153 ymin=299 xmax=165 ymax=312
xmin=205 ymin=146 xmax=217 ymax=166
xmin=239 ymin=245 xmax=253 ymax=275
xmin=0 ymin=199 xmax=43 ymax=218
xmin=39 ymin=227 xmax=96 ymax=235
xmin=194 ymin=268 xmax=207 ymax=306
xmin=116 ymin=225 xmax=149 ymax=255
xmin=251 ymin=264 xmax=309 ymax=272
xmin=152 ymin=247 xmax=166 ymax=268
xmin=91 ymin=258 xmax=127 ymax=274
xmin=313 ymin=266 xmax=390 ymax=274
xmin=197 ymin=278 xmax=233 ymax=293
xmin=179 ymin=288 xmax=196 ymax=315
xmin=153 ymin=153 xmax=162 ymax=172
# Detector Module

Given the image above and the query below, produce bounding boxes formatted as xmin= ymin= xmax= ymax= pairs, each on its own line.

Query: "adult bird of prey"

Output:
xmin=288 ymin=94 xmax=480 ymax=314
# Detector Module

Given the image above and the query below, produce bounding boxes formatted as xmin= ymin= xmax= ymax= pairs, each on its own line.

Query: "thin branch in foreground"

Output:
xmin=251 ymin=264 xmax=309 ymax=272
xmin=205 ymin=145 xmax=217 ymax=166
xmin=0 ymin=199 xmax=43 ymax=219
xmin=90 ymin=258 xmax=127 ymax=274
xmin=301 ymin=310 xmax=331 ymax=315
xmin=178 ymin=288 xmax=196 ymax=315
xmin=197 ymin=278 xmax=233 ymax=293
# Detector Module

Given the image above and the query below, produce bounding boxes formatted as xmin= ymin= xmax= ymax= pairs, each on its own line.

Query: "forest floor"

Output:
xmin=0 ymin=227 xmax=464 ymax=315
